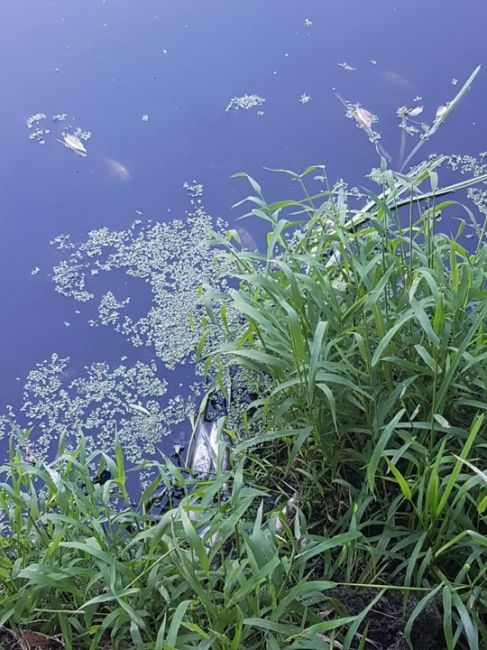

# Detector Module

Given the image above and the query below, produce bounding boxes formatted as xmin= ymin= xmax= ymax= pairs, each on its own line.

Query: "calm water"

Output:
xmin=0 ymin=0 xmax=485 ymax=462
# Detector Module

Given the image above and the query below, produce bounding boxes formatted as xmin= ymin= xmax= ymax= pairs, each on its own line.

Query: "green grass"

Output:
xmin=203 ymin=154 xmax=487 ymax=646
xmin=0 ymin=70 xmax=486 ymax=648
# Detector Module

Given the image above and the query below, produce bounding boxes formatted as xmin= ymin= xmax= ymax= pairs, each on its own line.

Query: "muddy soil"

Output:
xmin=332 ymin=587 xmax=444 ymax=650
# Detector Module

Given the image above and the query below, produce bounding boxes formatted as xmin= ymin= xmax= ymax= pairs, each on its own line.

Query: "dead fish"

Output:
xmin=435 ymin=104 xmax=448 ymax=119
xmin=406 ymin=106 xmax=424 ymax=117
xmin=128 ymin=403 xmax=152 ymax=417
xmin=334 ymin=91 xmax=391 ymax=163
xmin=57 ymin=132 xmax=87 ymax=157
xmin=354 ymin=106 xmax=374 ymax=130
xmin=105 ymin=157 xmax=130 ymax=181
xmin=333 ymin=92 xmax=374 ymax=129
xmin=381 ymin=70 xmax=416 ymax=92
xmin=236 ymin=226 xmax=258 ymax=251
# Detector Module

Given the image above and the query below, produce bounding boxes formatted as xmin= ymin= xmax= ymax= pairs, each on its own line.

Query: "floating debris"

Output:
xmin=226 ymin=94 xmax=265 ymax=112
xmin=299 ymin=93 xmax=311 ymax=104
xmin=304 ymin=18 xmax=312 ymax=27
xmin=337 ymin=62 xmax=356 ymax=72
xmin=451 ymin=78 xmax=458 ymax=86
xmin=235 ymin=227 xmax=258 ymax=251
xmin=162 ymin=49 xmax=168 ymax=54
xmin=413 ymin=95 xmax=423 ymax=102
xmin=397 ymin=106 xmax=424 ymax=121
xmin=257 ymin=110 xmax=264 ymax=116
xmin=370 ymin=59 xmax=377 ymax=65
xmin=31 ymin=267 xmax=40 ymax=276
xmin=57 ymin=132 xmax=87 ymax=157
xmin=397 ymin=105 xmax=428 ymax=165
xmin=26 ymin=114 xmax=91 ymax=150
xmin=141 ymin=114 xmax=149 ymax=122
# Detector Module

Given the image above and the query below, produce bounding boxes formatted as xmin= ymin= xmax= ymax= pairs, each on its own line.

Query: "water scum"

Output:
xmin=0 ymin=183 xmax=232 ymax=465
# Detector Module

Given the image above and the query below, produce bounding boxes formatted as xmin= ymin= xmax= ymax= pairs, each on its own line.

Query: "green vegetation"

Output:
xmin=0 ymin=72 xmax=486 ymax=649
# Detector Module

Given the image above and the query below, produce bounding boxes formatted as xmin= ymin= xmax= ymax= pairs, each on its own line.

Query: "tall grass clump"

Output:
xmin=0 ymin=432 xmax=400 ymax=649
xmin=205 ymin=155 xmax=487 ymax=648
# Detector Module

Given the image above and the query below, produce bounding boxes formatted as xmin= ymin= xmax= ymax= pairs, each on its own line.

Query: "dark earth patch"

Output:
xmin=332 ymin=587 xmax=444 ymax=650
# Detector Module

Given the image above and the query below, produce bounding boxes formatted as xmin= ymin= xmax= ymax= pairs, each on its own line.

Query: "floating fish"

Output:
xmin=354 ymin=106 xmax=374 ymax=130
xmin=406 ymin=106 xmax=424 ymax=117
xmin=435 ymin=104 xmax=448 ymax=119
xmin=381 ymin=70 xmax=416 ymax=92
xmin=105 ymin=158 xmax=130 ymax=181
xmin=57 ymin=132 xmax=87 ymax=157
xmin=334 ymin=92 xmax=392 ymax=163
xmin=236 ymin=226 xmax=258 ymax=251
xmin=128 ymin=403 xmax=152 ymax=417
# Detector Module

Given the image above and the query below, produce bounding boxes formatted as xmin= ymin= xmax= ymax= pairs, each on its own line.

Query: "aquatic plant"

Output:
xmin=1 ymin=183 xmax=230 ymax=465
xmin=225 ymin=94 xmax=265 ymax=112
xmin=50 ymin=183 xmax=227 ymax=369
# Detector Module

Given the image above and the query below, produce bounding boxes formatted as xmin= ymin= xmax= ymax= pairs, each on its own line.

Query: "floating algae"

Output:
xmin=225 ymin=94 xmax=265 ymax=112
xmin=50 ymin=183 xmax=228 ymax=369
xmin=0 ymin=354 xmax=186 ymax=464
xmin=299 ymin=93 xmax=311 ymax=104
xmin=26 ymin=114 xmax=50 ymax=144
xmin=1 ymin=183 xmax=236 ymax=465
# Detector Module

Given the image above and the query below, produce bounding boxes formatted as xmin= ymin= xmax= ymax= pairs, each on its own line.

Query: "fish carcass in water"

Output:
xmin=236 ymin=226 xmax=258 ymax=251
xmin=353 ymin=105 xmax=374 ymax=130
xmin=57 ymin=132 xmax=87 ymax=157
xmin=105 ymin=157 xmax=130 ymax=181
xmin=435 ymin=104 xmax=448 ymax=119
xmin=186 ymin=389 xmax=230 ymax=478
xmin=380 ymin=70 xmax=417 ymax=92
xmin=334 ymin=92 xmax=392 ymax=162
